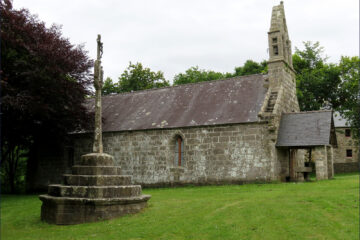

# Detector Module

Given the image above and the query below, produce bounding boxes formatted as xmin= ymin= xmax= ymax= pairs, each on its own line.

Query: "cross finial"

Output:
xmin=97 ymin=34 xmax=103 ymax=60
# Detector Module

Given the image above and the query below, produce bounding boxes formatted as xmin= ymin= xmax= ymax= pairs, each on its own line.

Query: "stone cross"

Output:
xmin=93 ymin=34 xmax=104 ymax=153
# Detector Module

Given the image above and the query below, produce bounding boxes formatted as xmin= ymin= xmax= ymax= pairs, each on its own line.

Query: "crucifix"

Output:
xmin=93 ymin=34 xmax=104 ymax=153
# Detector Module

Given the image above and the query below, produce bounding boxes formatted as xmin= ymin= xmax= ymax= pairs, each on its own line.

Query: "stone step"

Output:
xmin=80 ymin=153 xmax=114 ymax=166
xmin=269 ymin=99 xmax=277 ymax=104
xmin=266 ymin=91 xmax=277 ymax=113
xmin=63 ymin=174 xmax=132 ymax=186
xmin=48 ymin=184 xmax=142 ymax=198
xmin=72 ymin=166 xmax=121 ymax=175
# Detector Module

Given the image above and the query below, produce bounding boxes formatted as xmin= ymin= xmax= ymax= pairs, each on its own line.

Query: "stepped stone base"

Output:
xmin=39 ymin=153 xmax=151 ymax=225
xmin=39 ymin=194 xmax=151 ymax=225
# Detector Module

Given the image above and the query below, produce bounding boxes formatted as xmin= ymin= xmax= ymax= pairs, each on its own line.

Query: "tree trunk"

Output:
xmin=2 ymin=144 xmax=21 ymax=193
xmin=8 ymin=146 xmax=16 ymax=194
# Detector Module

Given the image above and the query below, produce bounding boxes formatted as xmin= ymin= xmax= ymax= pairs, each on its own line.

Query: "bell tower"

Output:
xmin=268 ymin=1 xmax=293 ymax=68
xmin=265 ymin=1 xmax=299 ymax=113
xmin=258 ymin=2 xmax=300 ymax=182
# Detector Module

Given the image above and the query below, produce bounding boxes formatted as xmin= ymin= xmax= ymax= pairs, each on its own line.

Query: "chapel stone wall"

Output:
xmin=73 ymin=123 xmax=273 ymax=187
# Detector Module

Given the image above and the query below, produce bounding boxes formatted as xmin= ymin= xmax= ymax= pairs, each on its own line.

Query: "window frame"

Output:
xmin=346 ymin=149 xmax=353 ymax=158
xmin=174 ymin=135 xmax=184 ymax=167
xmin=345 ymin=129 xmax=351 ymax=137
xmin=273 ymin=45 xmax=279 ymax=55
xmin=177 ymin=137 xmax=182 ymax=166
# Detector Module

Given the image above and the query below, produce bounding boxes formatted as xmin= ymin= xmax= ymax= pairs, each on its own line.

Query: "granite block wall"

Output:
xmin=333 ymin=127 xmax=359 ymax=173
xmin=313 ymin=146 xmax=334 ymax=180
xmin=73 ymin=122 xmax=273 ymax=187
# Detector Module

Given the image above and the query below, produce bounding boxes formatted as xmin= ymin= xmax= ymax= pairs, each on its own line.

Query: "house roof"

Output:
xmin=276 ymin=111 xmax=335 ymax=147
xmin=333 ymin=112 xmax=350 ymax=127
xmin=86 ymin=74 xmax=267 ymax=132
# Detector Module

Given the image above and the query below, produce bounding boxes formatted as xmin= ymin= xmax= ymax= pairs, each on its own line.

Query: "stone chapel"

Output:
xmin=29 ymin=2 xmax=337 ymax=191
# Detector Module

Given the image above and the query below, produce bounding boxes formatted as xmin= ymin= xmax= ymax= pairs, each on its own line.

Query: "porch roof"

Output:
xmin=276 ymin=111 xmax=336 ymax=148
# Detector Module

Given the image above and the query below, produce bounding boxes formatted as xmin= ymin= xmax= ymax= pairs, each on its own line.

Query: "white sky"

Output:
xmin=13 ymin=0 xmax=359 ymax=83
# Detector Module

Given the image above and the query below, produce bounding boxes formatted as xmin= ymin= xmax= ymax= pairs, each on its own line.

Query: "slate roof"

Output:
xmin=276 ymin=111 xmax=335 ymax=147
xmin=86 ymin=74 xmax=267 ymax=132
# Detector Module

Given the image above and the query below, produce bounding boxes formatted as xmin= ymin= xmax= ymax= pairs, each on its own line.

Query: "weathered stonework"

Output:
xmin=73 ymin=123 xmax=276 ymax=186
xmin=313 ymin=146 xmax=334 ymax=180
xmin=39 ymin=35 xmax=150 ymax=225
xmin=39 ymin=148 xmax=151 ymax=225
xmin=333 ymin=127 xmax=359 ymax=173
xmin=257 ymin=2 xmax=302 ymax=182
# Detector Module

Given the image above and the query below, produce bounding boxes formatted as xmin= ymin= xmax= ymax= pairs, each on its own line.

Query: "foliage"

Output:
xmin=0 ymin=0 xmax=93 ymax=193
xmin=337 ymin=56 xmax=360 ymax=139
xmin=173 ymin=66 xmax=229 ymax=85
xmin=118 ymin=62 xmax=170 ymax=93
xmin=102 ymin=77 xmax=120 ymax=95
xmin=293 ymin=41 xmax=341 ymax=111
xmin=173 ymin=60 xmax=267 ymax=86
xmin=2 ymin=174 xmax=359 ymax=239
xmin=234 ymin=60 xmax=268 ymax=76
xmin=0 ymin=147 xmax=28 ymax=193
xmin=101 ymin=63 xmax=170 ymax=95
xmin=293 ymin=42 xmax=359 ymax=139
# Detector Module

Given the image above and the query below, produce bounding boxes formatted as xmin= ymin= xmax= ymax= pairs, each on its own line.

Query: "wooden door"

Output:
xmin=289 ymin=149 xmax=296 ymax=180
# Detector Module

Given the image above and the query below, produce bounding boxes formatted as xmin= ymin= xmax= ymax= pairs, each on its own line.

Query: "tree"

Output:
xmin=337 ymin=56 xmax=360 ymax=139
xmin=173 ymin=66 xmax=228 ymax=85
xmin=293 ymin=42 xmax=359 ymax=138
xmin=173 ymin=60 xmax=267 ymax=86
xmin=102 ymin=77 xmax=120 ymax=95
xmin=233 ymin=60 xmax=267 ymax=76
xmin=117 ymin=62 xmax=169 ymax=92
xmin=293 ymin=41 xmax=341 ymax=111
xmin=0 ymin=1 xmax=93 ymax=193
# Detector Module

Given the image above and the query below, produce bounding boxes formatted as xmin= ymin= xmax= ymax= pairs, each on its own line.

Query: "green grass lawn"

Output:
xmin=1 ymin=173 xmax=359 ymax=240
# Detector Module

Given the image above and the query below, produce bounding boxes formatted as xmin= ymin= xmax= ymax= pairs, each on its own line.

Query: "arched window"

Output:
xmin=174 ymin=135 xmax=184 ymax=166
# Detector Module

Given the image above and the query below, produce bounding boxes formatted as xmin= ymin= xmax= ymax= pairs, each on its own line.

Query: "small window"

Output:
xmin=346 ymin=149 xmax=352 ymax=158
xmin=345 ymin=129 xmax=351 ymax=137
xmin=174 ymin=136 xmax=184 ymax=166
xmin=273 ymin=45 xmax=279 ymax=55
xmin=272 ymin=37 xmax=277 ymax=43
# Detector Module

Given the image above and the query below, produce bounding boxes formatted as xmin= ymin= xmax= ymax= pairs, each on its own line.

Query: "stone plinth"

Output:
xmin=314 ymin=146 xmax=334 ymax=180
xmin=39 ymin=153 xmax=151 ymax=225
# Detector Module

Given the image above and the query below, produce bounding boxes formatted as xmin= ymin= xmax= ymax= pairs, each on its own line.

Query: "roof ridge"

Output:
xmin=101 ymin=73 xmax=266 ymax=98
xmin=283 ymin=110 xmax=333 ymax=115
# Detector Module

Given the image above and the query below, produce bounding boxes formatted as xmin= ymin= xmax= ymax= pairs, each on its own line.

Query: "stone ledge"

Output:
xmin=39 ymin=194 xmax=151 ymax=205
xmin=80 ymin=153 xmax=114 ymax=166
xmin=48 ymin=184 xmax=142 ymax=198
xmin=63 ymin=174 xmax=132 ymax=186
xmin=72 ymin=166 xmax=122 ymax=175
